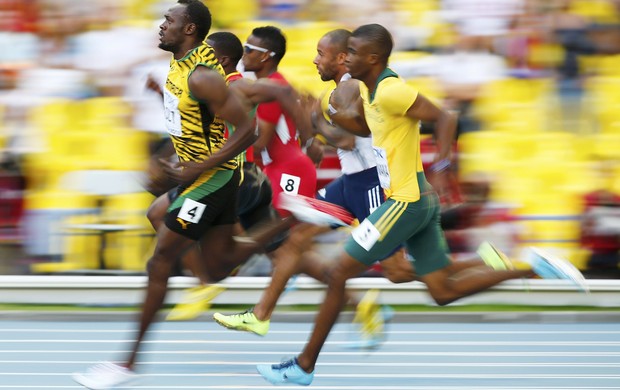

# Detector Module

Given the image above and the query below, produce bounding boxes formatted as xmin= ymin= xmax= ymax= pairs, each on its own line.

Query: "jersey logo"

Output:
xmin=176 ymin=218 xmax=191 ymax=230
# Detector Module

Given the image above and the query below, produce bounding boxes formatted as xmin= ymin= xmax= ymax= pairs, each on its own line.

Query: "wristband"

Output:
xmin=430 ymin=158 xmax=451 ymax=173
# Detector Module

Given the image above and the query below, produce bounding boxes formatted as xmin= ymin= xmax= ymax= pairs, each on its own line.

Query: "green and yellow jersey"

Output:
xmin=360 ymin=68 xmax=423 ymax=202
xmin=163 ymin=43 xmax=237 ymax=172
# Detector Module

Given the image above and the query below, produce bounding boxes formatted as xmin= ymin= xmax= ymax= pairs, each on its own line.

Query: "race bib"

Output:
xmin=351 ymin=218 xmax=380 ymax=251
xmin=372 ymin=146 xmax=390 ymax=189
xmin=178 ymin=198 xmax=206 ymax=223
xmin=280 ymin=173 xmax=301 ymax=195
xmin=163 ymin=89 xmax=182 ymax=137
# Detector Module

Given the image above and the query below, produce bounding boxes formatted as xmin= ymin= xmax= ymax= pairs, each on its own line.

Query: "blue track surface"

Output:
xmin=0 ymin=317 xmax=618 ymax=389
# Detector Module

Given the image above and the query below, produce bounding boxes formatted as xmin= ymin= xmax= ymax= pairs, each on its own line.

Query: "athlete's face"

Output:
xmin=313 ymin=37 xmax=340 ymax=82
xmin=242 ymin=35 xmax=270 ymax=73
xmin=158 ymin=5 xmax=188 ymax=53
xmin=345 ymin=36 xmax=372 ymax=80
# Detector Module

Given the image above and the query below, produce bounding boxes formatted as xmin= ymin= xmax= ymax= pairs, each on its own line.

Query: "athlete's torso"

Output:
xmin=257 ymin=72 xmax=304 ymax=165
xmin=360 ymin=68 xmax=424 ymax=202
xmin=163 ymin=44 xmax=236 ymax=171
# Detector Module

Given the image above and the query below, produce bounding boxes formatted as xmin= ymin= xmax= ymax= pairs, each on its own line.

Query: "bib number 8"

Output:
xmin=280 ymin=173 xmax=301 ymax=195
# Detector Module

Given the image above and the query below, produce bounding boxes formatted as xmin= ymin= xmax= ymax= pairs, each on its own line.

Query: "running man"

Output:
xmin=72 ymin=2 xmax=291 ymax=388
xmin=256 ymin=23 xmax=587 ymax=386
xmin=242 ymin=25 xmax=318 ymax=214
xmin=212 ymin=29 xmax=415 ymax=344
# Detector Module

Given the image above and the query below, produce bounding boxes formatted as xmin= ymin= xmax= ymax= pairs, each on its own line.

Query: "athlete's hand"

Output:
xmin=145 ymin=73 xmax=163 ymax=97
xmin=160 ymin=159 xmax=202 ymax=184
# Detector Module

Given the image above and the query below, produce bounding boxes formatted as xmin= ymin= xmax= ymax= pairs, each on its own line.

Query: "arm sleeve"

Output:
xmin=379 ymin=81 xmax=419 ymax=116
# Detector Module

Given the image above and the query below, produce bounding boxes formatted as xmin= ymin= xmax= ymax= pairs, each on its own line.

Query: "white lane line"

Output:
xmin=0 ymin=329 xmax=619 ymax=334
xmin=0 ymin=340 xmax=618 ymax=346
xmin=1 ymin=360 xmax=619 ymax=367
xmin=1 ymin=373 xmax=619 ymax=379
xmin=1 ymin=350 xmax=620 ymax=356
xmin=1 ymin=387 xmax=619 ymax=389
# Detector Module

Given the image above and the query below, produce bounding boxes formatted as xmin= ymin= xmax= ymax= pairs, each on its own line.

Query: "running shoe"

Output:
xmin=477 ymin=241 xmax=514 ymax=270
xmin=166 ymin=284 xmax=225 ymax=321
xmin=348 ymin=289 xmax=393 ymax=349
xmin=212 ymin=310 xmax=270 ymax=336
xmin=279 ymin=193 xmax=355 ymax=226
xmin=256 ymin=357 xmax=314 ymax=386
xmin=525 ymin=247 xmax=589 ymax=292
xmin=72 ymin=362 xmax=138 ymax=389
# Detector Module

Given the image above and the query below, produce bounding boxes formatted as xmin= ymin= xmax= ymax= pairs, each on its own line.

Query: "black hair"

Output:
xmin=251 ymin=25 xmax=286 ymax=63
xmin=207 ymin=31 xmax=243 ymax=65
xmin=178 ymin=0 xmax=212 ymax=41
xmin=325 ymin=29 xmax=351 ymax=54
xmin=351 ymin=24 xmax=393 ymax=63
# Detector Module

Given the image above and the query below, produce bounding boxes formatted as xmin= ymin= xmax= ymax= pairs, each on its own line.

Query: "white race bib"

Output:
xmin=178 ymin=198 xmax=206 ymax=223
xmin=372 ymin=146 xmax=390 ymax=189
xmin=163 ymin=89 xmax=182 ymax=137
xmin=280 ymin=173 xmax=301 ymax=195
xmin=351 ymin=218 xmax=380 ymax=251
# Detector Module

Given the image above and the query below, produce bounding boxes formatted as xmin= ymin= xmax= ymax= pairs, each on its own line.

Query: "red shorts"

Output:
xmin=264 ymin=154 xmax=317 ymax=217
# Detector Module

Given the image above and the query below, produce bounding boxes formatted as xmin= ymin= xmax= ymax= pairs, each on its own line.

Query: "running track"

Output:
xmin=0 ymin=313 xmax=619 ymax=389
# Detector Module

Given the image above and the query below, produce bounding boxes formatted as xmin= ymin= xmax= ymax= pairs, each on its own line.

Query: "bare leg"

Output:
xmin=253 ymin=223 xmax=328 ymax=320
xmin=379 ymin=248 xmax=416 ymax=283
xmin=422 ymin=259 xmax=534 ymax=306
xmin=296 ymin=253 xmax=368 ymax=373
xmin=126 ymin=225 xmax=194 ymax=369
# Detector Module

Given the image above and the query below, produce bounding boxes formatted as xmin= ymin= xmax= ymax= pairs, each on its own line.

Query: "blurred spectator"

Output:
xmin=442 ymin=174 xmax=519 ymax=257
xmin=580 ymin=158 xmax=620 ymax=278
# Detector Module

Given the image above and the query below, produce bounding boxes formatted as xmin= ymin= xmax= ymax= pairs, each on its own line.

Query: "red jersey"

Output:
xmin=256 ymin=72 xmax=316 ymax=215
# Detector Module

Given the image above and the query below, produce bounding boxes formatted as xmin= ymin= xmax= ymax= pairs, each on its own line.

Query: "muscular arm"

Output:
xmin=312 ymin=110 xmax=356 ymax=150
xmin=405 ymin=93 xmax=457 ymax=161
xmin=231 ymin=78 xmax=314 ymax=146
xmin=188 ymin=65 xmax=257 ymax=170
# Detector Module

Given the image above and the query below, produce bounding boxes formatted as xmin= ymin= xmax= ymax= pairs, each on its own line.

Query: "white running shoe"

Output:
xmin=525 ymin=247 xmax=589 ymax=292
xmin=279 ymin=193 xmax=355 ymax=227
xmin=72 ymin=362 xmax=138 ymax=389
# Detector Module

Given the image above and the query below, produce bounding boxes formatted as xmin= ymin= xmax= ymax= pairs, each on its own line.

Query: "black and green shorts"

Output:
xmin=165 ymin=168 xmax=239 ymax=240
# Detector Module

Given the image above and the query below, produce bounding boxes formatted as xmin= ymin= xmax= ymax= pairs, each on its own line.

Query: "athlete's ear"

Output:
xmin=184 ymin=22 xmax=196 ymax=36
xmin=336 ymin=52 xmax=347 ymax=65
xmin=368 ymin=53 xmax=380 ymax=65
xmin=219 ymin=55 xmax=230 ymax=67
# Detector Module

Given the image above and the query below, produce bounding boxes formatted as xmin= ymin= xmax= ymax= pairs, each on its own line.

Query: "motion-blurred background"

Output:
xmin=0 ymin=0 xmax=619 ymax=279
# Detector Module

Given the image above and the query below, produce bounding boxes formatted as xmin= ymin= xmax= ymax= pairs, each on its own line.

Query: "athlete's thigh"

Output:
xmin=265 ymin=157 xmax=317 ymax=214
xmin=341 ymin=168 xmax=384 ymax=222
xmin=404 ymin=193 xmax=451 ymax=276
xmin=344 ymin=199 xmax=415 ymax=266
xmin=165 ymin=169 xmax=239 ymax=241
xmin=316 ymin=175 xmax=346 ymax=206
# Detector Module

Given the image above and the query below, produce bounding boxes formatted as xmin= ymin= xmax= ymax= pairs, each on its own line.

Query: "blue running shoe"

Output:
xmin=256 ymin=357 xmax=314 ymax=386
xmin=526 ymin=247 xmax=589 ymax=292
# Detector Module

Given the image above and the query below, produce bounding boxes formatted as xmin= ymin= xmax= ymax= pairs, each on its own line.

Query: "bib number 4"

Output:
xmin=178 ymin=198 xmax=206 ymax=223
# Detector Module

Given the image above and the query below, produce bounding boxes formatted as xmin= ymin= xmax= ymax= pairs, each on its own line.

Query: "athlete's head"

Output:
xmin=314 ymin=29 xmax=351 ymax=82
xmin=346 ymin=24 xmax=393 ymax=80
xmin=158 ymin=0 xmax=211 ymax=54
xmin=242 ymin=26 xmax=286 ymax=72
xmin=207 ymin=31 xmax=243 ymax=74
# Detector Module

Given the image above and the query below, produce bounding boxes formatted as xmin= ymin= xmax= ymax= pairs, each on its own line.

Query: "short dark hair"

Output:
xmin=178 ymin=0 xmax=212 ymax=41
xmin=207 ymin=31 xmax=243 ymax=66
xmin=324 ymin=29 xmax=351 ymax=54
xmin=251 ymin=25 xmax=286 ymax=63
xmin=351 ymin=24 xmax=393 ymax=63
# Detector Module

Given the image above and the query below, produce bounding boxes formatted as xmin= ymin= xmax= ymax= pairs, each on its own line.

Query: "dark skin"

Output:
xmin=289 ymin=31 xmax=535 ymax=375
xmin=241 ymin=33 xmax=322 ymax=165
xmin=122 ymin=3 xmax=292 ymax=370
